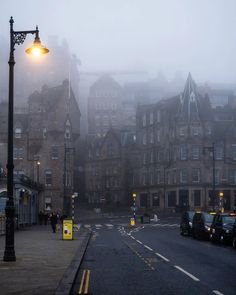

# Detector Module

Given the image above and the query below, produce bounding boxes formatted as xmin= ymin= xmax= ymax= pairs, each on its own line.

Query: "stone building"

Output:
xmin=0 ymin=80 xmax=80 ymax=216
xmin=87 ymin=75 xmax=136 ymax=137
xmin=85 ymin=128 xmax=135 ymax=206
xmin=134 ymin=73 xmax=236 ymax=212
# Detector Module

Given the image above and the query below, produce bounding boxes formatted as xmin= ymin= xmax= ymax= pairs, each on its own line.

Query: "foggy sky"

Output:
xmin=1 ymin=0 xmax=236 ymax=84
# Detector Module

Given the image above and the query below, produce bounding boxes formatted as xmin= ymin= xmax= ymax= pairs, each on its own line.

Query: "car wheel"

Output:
xmin=180 ymin=227 xmax=184 ymax=236
xmin=233 ymin=237 xmax=236 ymax=248
xmin=210 ymin=233 xmax=216 ymax=243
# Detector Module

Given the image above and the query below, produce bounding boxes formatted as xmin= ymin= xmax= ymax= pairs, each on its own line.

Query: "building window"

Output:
xmin=45 ymin=170 xmax=52 ymax=186
xmin=15 ymin=128 xmax=22 ymax=138
xmin=13 ymin=148 xmax=24 ymax=160
xmin=150 ymin=172 xmax=154 ymax=185
xmin=156 ymin=170 xmax=161 ymax=184
xmin=150 ymin=131 xmax=154 ymax=144
xmin=43 ymin=127 xmax=47 ymax=138
xmin=157 ymin=110 xmax=161 ymax=123
xmin=142 ymin=113 xmax=146 ymax=127
xmin=192 ymin=126 xmax=199 ymax=136
xmin=231 ymin=145 xmax=236 ymax=160
xmin=192 ymin=168 xmax=200 ymax=183
xmin=167 ymin=191 xmax=176 ymax=207
xmin=180 ymin=146 xmax=187 ymax=160
xmin=156 ymin=130 xmax=161 ymax=143
xmin=206 ymin=125 xmax=212 ymax=135
xmin=215 ymin=147 xmax=223 ymax=160
xmin=150 ymin=112 xmax=154 ymax=125
xmin=150 ymin=150 xmax=154 ymax=163
xmin=192 ymin=146 xmax=200 ymax=160
xmin=142 ymin=173 xmax=147 ymax=185
xmin=179 ymin=127 xmax=185 ymax=136
xmin=65 ymin=127 xmax=71 ymax=139
xmin=142 ymin=133 xmax=147 ymax=145
xmin=229 ymin=170 xmax=236 ymax=184
xmin=44 ymin=197 xmax=52 ymax=211
xmin=143 ymin=152 xmax=147 ymax=164
xmin=215 ymin=169 xmax=220 ymax=185
xmin=51 ymin=146 xmax=59 ymax=159
xmin=180 ymin=169 xmax=188 ymax=183
xmin=152 ymin=193 xmax=160 ymax=207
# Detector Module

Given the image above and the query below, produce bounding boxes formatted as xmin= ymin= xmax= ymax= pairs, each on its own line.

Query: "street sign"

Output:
xmin=62 ymin=219 xmax=73 ymax=240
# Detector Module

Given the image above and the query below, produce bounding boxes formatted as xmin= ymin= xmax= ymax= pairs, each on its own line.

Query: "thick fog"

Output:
xmin=1 ymin=0 xmax=236 ymax=83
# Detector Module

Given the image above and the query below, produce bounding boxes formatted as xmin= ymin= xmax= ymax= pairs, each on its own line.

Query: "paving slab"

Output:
xmin=0 ymin=226 xmax=90 ymax=295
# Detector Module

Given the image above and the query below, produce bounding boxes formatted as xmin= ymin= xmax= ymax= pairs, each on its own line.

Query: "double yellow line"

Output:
xmin=78 ymin=269 xmax=91 ymax=294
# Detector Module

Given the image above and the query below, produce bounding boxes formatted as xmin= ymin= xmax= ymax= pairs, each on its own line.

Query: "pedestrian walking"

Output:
xmin=43 ymin=212 xmax=49 ymax=225
xmin=38 ymin=211 xmax=43 ymax=225
xmin=50 ymin=212 xmax=58 ymax=233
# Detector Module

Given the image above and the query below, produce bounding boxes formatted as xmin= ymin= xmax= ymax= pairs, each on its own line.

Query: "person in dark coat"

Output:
xmin=50 ymin=212 xmax=58 ymax=233
xmin=38 ymin=211 xmax=43 ymax=225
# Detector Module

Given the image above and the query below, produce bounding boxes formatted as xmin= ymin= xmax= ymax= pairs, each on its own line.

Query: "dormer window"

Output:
xmin=65 ymin=127 xmax=71 ymax=139
xmin=43 ymin=127 xmax=47 ymax=139
xmin=15 ymin=128 xmax=22 ymax=138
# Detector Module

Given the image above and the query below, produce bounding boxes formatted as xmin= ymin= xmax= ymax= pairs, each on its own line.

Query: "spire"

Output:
xmin=178 ymin=73 xmax=200 ymax=123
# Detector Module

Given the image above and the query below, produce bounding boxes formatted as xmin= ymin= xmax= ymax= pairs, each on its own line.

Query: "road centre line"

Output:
xmin=174 ymin=265 xmax=200 ymax=282
xmin=144 ymin=245 xmax=153 ymax=251
xmin=136 ymin=239 xmax=143 ymax=245
xmin=155 ymin=252 xmax=170 ymax=262
xmin=212 ymin=290 xmax=224 ymax=295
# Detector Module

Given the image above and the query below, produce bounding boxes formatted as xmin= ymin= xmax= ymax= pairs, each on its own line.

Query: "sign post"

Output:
xmin=62 ymin=219 xmax=73 ymax=240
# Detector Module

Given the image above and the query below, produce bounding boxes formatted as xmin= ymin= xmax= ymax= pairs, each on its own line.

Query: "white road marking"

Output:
xmin=105 ymin=224 xmax=114 ymax=227
xmin=144 ymin=245 xmax=153 ymax=251
xmin=155 ymin=252 xmax=170 ymax=262
xmin=136 ymin=240 xmax=143 ymax=245
xmin=84 ymin=224 xmax=91 ymax=228
xmin=95 ymin=224 xmax=102 ymax=228
xmin=174 ymin=265 xmax=200 ymax=281
xmin=212 ymin=290 xmax=224 ymax=295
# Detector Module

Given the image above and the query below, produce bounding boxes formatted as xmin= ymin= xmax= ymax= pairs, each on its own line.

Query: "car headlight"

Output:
xmin=225 ymin=229 xmax=230 ymax=234
xmin=205 ymin=225 xmax=211 ymax=231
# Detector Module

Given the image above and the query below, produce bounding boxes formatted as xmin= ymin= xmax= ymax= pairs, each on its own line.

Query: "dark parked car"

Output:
xmin=210 ymin=212 xmax=236 ymax=244
xmin=180 ymin=211 xmax=195 ymax=236
xmin=192 ymin=212 xmax=215 ymax=239
xmin=232 ymin=219 xmax=236 ymax=248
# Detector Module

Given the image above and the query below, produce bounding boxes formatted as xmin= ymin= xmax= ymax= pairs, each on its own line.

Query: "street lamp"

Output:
xmin=4 ymin=17 xmax=49 ymax=262
xmin=36 ymin=161 xmax=40 ymax=183
xmin=132 ymin=193 xmax=137 ymax=221
xmin=203 ymin=142 xmax=216 ymax=211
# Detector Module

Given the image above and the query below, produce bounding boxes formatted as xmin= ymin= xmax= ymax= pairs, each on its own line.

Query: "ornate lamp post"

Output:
xmin=4 ymin=17 xmax=49 ymax=262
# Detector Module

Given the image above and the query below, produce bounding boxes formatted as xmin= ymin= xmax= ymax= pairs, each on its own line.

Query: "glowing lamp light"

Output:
xmin=25 ymin=37 xmax=49 ymax=56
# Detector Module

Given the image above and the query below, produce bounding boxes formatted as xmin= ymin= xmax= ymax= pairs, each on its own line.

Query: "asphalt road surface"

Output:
xmin=71 ymin=215 xmax=236 ymax=295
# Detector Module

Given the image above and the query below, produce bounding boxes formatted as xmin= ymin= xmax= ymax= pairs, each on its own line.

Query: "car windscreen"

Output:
xmin=188 ymin=211 xmax=195 ymax=221
xmin=204 ymin=213 xmax=214 ymax=223
xmin=222 ymin=215 xmax=236 ymax=225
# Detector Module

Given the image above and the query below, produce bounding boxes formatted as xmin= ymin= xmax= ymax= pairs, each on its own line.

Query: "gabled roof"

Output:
xmin=90 ymin=75 xmax=122 ymax=92
xmin=177 ymin=73 xmax=212 ymax=123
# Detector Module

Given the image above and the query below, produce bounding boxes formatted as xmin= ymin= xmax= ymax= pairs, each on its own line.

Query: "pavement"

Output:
xmin=0 ymin=224 xmax=91 ymax=295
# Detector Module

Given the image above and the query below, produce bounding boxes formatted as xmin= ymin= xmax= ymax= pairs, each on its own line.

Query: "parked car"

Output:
xmin=180 ymin=211 xmax=195 ymax=236
xmin=210 ymin=212 xmax=236 ymax=244
xmin=192 ymin=212 xmax=215 ymax=239
xmin=232 ymin=219 xmax=236 ymax=248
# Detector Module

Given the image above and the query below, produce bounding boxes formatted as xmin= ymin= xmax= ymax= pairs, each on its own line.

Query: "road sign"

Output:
xmin=62 ymin=219 xmax=73 ymax=240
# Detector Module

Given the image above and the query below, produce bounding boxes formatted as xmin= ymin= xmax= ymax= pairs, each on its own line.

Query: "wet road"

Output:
xmin=71 ymin=216 xmax=236 ymax=295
